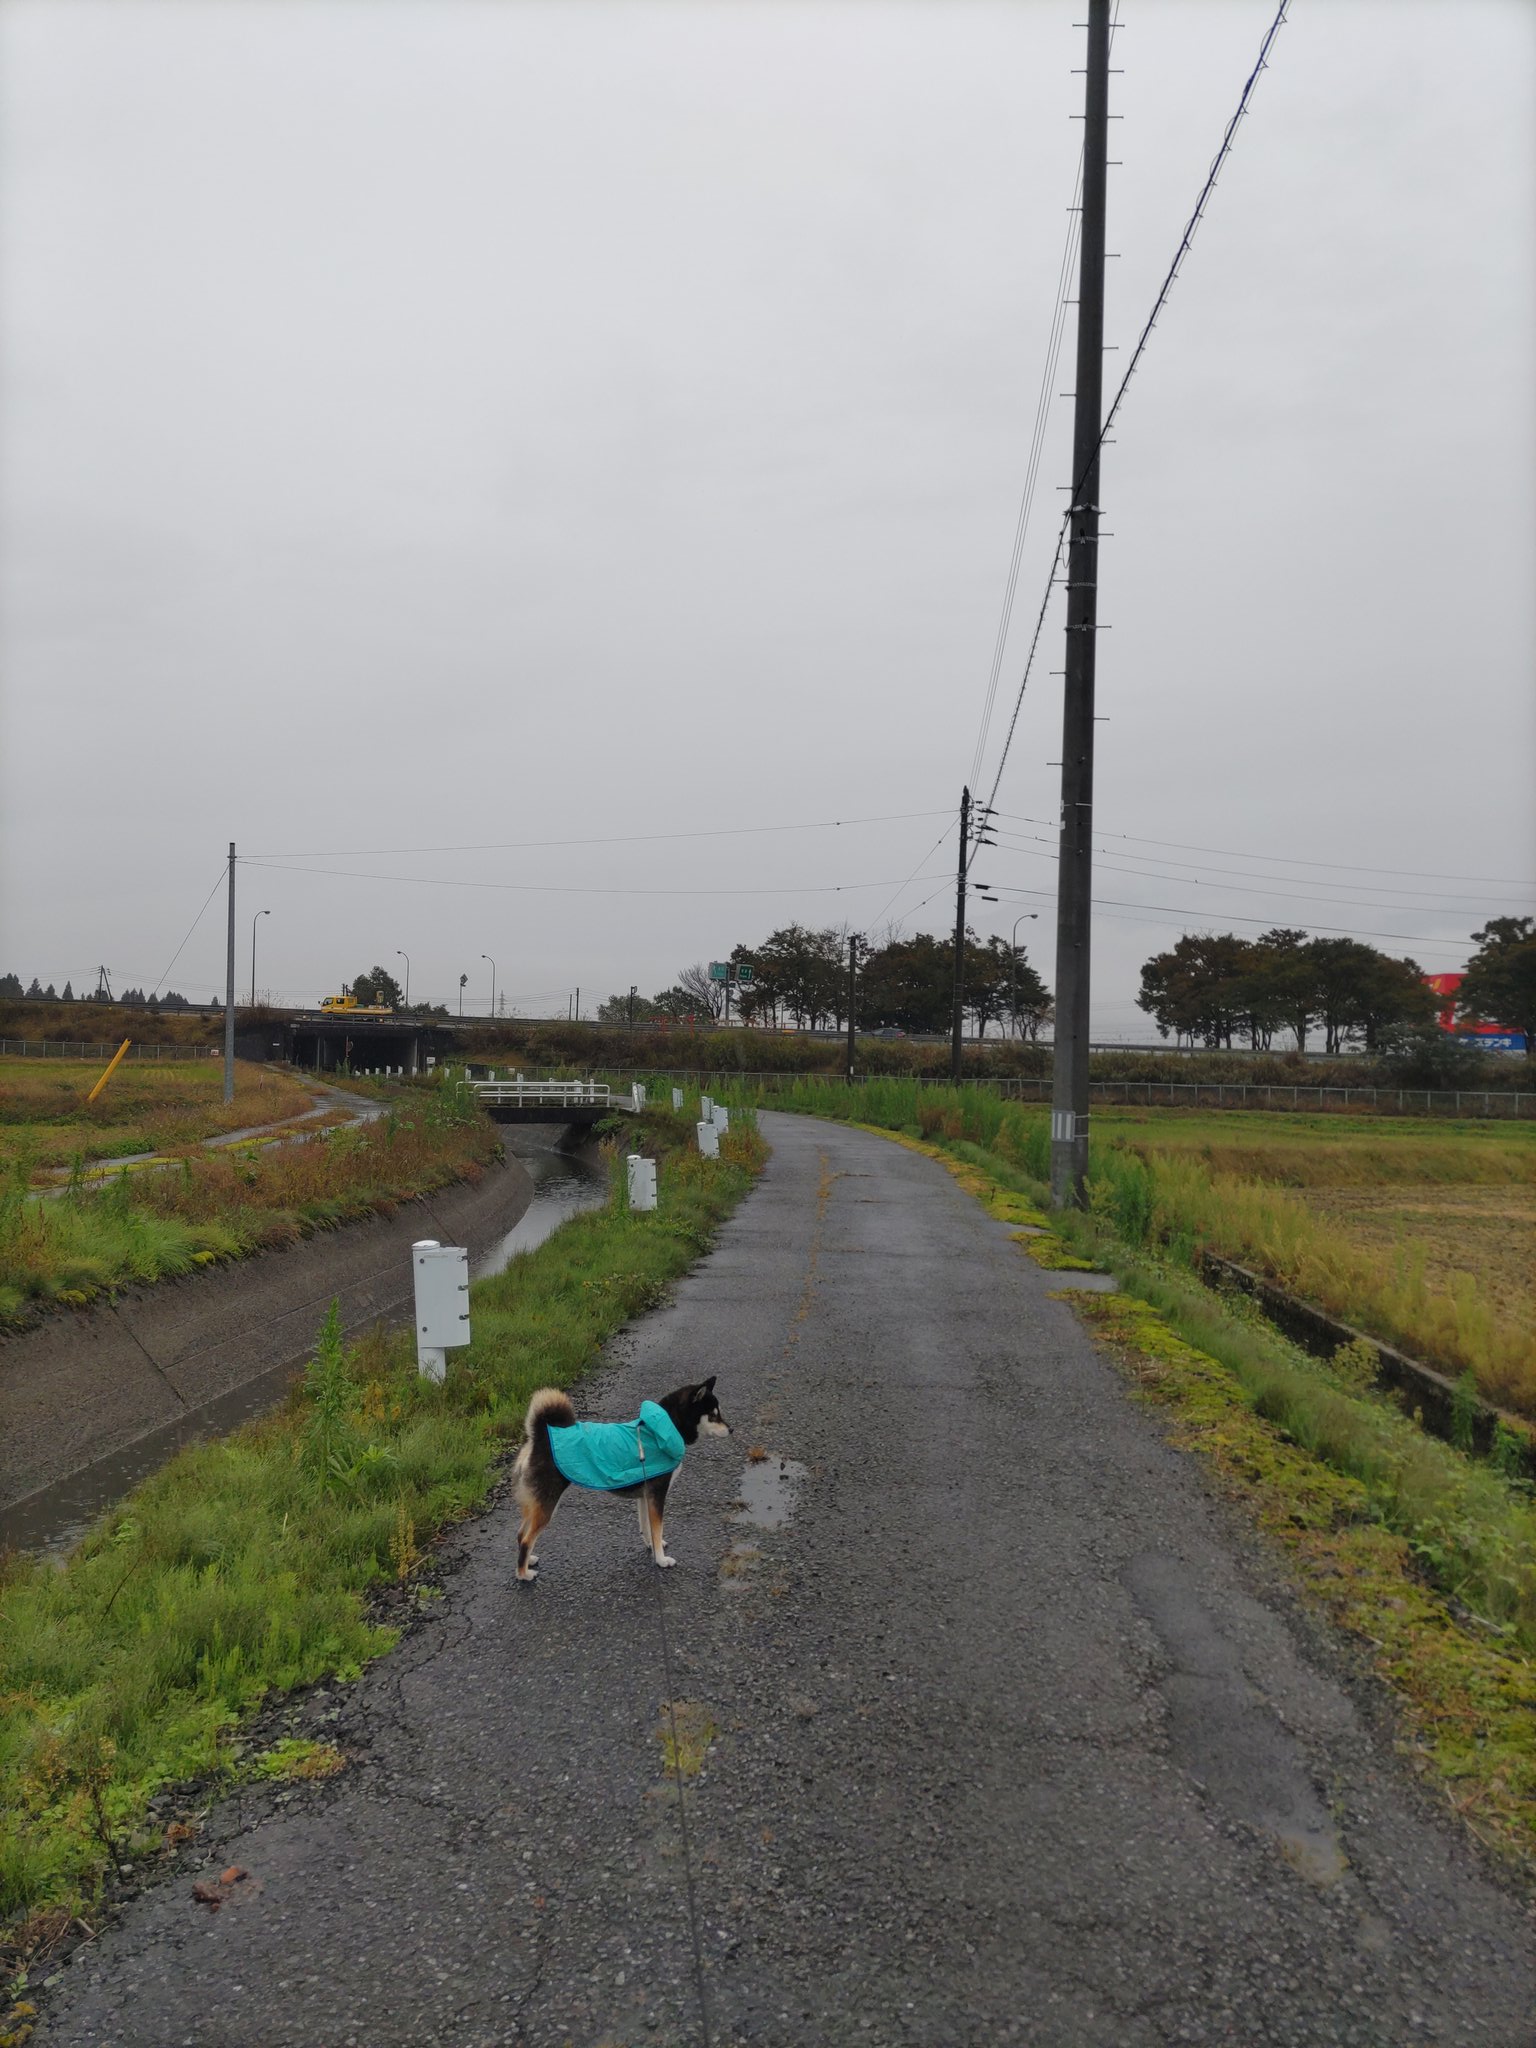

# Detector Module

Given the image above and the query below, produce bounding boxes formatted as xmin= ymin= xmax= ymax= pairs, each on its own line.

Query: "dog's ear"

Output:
xmin=699 ymin=1375 xmax=717 ymax=1395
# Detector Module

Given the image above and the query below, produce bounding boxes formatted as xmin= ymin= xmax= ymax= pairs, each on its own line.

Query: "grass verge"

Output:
xmin=761 ymin=1083 xmax=1536 ymax=1866
xmin=0 ymin=1106 xmax=766 ymax=1960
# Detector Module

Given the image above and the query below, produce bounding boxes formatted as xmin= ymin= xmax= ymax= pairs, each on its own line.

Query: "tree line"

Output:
xmin=1135 ymin=918 xmax=1533 ymax=1053
xmin=599 ymin=924 xmax=1052 ymax=1038
xmin=0 ymin=975 xmax=197 ymax=1009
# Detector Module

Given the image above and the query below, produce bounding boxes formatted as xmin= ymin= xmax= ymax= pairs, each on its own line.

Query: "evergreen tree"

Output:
xmin=1458 ymin=917 xmax=1535 ymax=1049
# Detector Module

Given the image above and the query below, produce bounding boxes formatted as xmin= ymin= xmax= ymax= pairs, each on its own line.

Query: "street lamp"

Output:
xmin=249 ymin=909 xmax=270 ymax=1007
xmin=481 ymin=954 xmax=497 ymax=1020
xmin=628 ymin=985 xmax=637 ymax=1027
xmin=1011 ymin=912 xmax=1040 ymax=1040
xmin=396 ymin=949 xmax=410 ymax=1011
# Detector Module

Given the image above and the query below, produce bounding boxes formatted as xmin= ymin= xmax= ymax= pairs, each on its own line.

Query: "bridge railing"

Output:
xmin=469 ymin=1078 xmax=615 ymax=1108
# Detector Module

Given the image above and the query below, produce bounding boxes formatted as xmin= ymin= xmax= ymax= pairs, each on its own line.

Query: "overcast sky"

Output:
xmin=2 ymin=0 xmax=1532 ymax=1032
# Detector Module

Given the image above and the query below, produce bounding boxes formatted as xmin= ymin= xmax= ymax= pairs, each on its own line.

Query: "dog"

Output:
xmin=512 ymin=1377 xmax=730 ymax=1581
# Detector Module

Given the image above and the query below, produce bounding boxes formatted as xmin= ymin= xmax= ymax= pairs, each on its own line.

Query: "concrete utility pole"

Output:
xmin=845 ymin=933 xmax=860 ymax=1082
xmin=1050 ymin=0 xmax=1110 ymax=1208
xmin=949 ymin=787 xmax=972 ymax=1081
xmin=223 ymin=842 xmax=236 ymax=1104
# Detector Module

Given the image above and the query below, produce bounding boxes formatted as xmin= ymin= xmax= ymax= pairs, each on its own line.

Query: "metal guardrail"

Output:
xmin=0 ymin=1039 xmax=220 ymax=1061
xmin=598 ymin=1069 xmax=1535 ymax=1119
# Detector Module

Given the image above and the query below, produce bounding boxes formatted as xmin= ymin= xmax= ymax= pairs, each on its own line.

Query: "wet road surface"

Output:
xmin=37 ymin=1114 xmax=1534 ymax=2046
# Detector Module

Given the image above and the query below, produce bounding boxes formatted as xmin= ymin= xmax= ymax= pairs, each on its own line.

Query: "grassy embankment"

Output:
xmin=0 ymin=1058 xmax=319 ymax=1181
xmin=728 ymin=1077 xmax=1536 ymax=1861
xmin=0 ymin=1073 xmax=496 ymax=1328
xmin=0 ymin=1101 xmax=766 ymax=1966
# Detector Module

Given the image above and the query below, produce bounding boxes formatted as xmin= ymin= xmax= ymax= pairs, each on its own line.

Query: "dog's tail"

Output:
xmin=516 ymin=1387 xmax=576 ymax=1474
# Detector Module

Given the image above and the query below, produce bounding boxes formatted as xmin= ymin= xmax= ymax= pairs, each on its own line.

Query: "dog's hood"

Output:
xmin=546 ymin=1400 xmax=687 ymax=1492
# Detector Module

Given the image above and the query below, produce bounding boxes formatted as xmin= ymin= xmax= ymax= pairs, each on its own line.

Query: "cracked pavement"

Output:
xmin=38 ymin=1113 xmax=1535 ymax=2045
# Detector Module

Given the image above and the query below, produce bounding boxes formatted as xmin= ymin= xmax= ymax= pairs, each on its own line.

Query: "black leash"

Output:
xmin=639 ymin=1426 xmax=715 ymax=2048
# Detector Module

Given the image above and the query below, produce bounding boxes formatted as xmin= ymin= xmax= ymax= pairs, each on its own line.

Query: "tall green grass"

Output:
xmin=0 ymin=1111 xmax=765 ymax=1932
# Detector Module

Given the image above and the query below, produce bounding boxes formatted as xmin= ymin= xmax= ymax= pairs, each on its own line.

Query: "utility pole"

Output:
xmin=845 ymin=933 xmax=860 ymax=1082
xmin=949 ymin=787 xmax=971 ymax=1080
xmin=223 ymin=842 xmax=236 ymax=1104
xmin=1050 ymin=0 xmax=1110 ymax=1208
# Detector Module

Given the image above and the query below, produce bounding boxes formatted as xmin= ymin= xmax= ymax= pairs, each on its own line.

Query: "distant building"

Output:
xmin=1423 ymin=972 xmax=1526 ymax=1053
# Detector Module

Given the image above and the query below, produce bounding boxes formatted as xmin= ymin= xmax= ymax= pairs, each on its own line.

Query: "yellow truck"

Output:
xmin=319 ymin=992 xmax=394 ymax=1019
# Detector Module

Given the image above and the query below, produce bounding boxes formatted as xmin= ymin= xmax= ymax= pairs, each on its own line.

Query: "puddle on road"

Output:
xmin=733 ymin=1454 xmax=807 ymax=1531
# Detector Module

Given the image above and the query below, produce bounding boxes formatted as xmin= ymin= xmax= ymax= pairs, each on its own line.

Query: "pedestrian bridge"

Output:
xmin=468 ymin=1077 xmax=636 ymax=1127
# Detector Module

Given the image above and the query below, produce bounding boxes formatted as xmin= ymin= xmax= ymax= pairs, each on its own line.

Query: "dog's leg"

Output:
xmin=517 ymin=1499 xmax=552 ymax=1582
xmin=645 ymin=1487 xmax=676 ymax=1569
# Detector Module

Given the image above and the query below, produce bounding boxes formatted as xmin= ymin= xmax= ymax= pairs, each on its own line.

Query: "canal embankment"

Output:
xmin=0 ymin=1141 xmax=597 ymax=1548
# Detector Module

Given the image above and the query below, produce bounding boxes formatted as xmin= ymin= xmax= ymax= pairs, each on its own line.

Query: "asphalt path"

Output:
xmin=39 ymin=1113 xmax=1534 ymax=2046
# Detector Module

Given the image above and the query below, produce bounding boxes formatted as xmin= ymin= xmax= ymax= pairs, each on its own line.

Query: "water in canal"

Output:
xmin=1 ymin=1140 xmax=609 ymax=1558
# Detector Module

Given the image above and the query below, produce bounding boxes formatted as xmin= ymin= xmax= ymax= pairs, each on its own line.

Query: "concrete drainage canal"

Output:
xmin=0 ymin=1136 xmax=610 ymax=1558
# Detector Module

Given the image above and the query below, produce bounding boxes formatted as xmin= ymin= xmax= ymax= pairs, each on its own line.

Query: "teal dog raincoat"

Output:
xmin=547 ymin=1400 xmax=687 ymax=1492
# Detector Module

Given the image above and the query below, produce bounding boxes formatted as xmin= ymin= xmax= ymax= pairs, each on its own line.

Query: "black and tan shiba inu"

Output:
xmin=512 ymin=1378 xmax=730 ymax=1582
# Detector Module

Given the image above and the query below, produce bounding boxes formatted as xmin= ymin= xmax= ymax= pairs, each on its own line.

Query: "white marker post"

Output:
xmin=713 ymin=1105 xmax=730 ymax=1135
xmin=700 ymin=1094 xmax=713 ymax=1124
xmin=697 ymin=1121 xmax=719 ymax=1159
xmin=412 ymin=1239 xmax=471 ymax=1382
xmin=672 ymin=1087 xmax=685 ymax=1113
xmin=633 ymin=1083 xmax=648 ymax=1111
xmin=627 ymin=1155 xmax=658 ymax=1210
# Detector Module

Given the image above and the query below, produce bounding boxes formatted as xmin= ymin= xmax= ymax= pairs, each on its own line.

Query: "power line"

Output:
xmin=990 ymin=811 xmax=1535 ymax=889
xmin=977 ymin=0 xmax=1292 ymax=821
xmin=966 ymin=5 xmax=1126 ymax=802
xmin=986 ymin=882 xmax=1464 ymax=948
xmin=242 ymin=858 xmax=952 ymax=900
xmin=865 ymin=819 xmax=957 ymax=934
xmin=148 ymin=868 xmax=228 ymax=998
xmin=246 ymin=809 xmax=949 ymax=861
xmin=986 ymin=828 xmax=1525 ymax=912
xmin=967 ymin=152 xmax=1085 ymax=794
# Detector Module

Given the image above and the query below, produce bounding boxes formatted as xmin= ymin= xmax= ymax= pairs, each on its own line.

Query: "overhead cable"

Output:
xmin=148 ymin=868 xmax=228 ymax=999
xmin=989 ymin=811 xmax=1535 ymax=889
xmin=242 ymin=858 xmax=952 ymax=900
xmin=977 ymin=0 xmax=1292 ymax=820
xmin=985 ymin=883 xmax=1460 ymax=948
xmin=246 ymin=809 xmax=949 ymax=861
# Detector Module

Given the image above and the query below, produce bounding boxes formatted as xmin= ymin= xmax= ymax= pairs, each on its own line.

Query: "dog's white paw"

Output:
xmin=517 ymin=1568 xmax=538 ymax=1583
xmin=654 ymin=1553 xmax=677 ymax=1569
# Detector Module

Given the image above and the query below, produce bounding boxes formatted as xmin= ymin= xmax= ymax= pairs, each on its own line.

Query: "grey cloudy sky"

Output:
xmin=2 ymin=0 xmax=1532 ymax=1031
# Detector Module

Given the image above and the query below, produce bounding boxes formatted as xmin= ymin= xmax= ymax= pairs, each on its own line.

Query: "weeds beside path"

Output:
xmin=0 ymin=1106 xmax=765 ymax=1959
